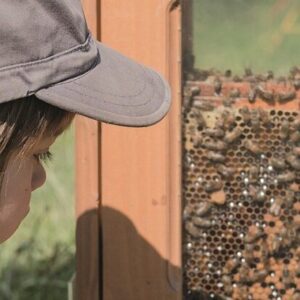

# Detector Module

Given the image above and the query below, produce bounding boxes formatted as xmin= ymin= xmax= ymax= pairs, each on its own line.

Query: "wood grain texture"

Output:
xmin=100 ymin=1 xmax=182 ymax=299
xmin=75 ymin=0 xmax=101 ymax=299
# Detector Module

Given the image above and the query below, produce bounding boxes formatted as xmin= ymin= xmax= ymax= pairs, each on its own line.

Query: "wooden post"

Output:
xmin=100 ymin=1 xmax=182 ymax=299
xmin=75 ymin=0 xmax=101 ymax=300
xmin=75 ymin=1 xmax=182 ymax=299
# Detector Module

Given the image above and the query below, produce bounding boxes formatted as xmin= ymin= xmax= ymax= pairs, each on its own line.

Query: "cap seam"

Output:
xmin=50 ymin=77 xmax=155 ymax=107
xmin=0 ymin=32 xmax=93 ymax=73
xmin=70 ymin=70 xmax=147 ymax=98
xmin=38 ymin=87 xmax=169 ymax=120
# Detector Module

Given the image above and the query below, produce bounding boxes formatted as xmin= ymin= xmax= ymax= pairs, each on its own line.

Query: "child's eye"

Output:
xmin=34 ymin=151 xmax=54 ymax=164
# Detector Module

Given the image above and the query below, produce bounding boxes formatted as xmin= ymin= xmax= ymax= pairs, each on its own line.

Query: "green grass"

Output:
xmin=192 ymin=0 xmax=300 ymax=76
xmin=0 ymin=123 xmax=76 ymax=300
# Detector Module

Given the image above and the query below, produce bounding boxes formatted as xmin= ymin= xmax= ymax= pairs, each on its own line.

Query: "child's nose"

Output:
xmin=31 ymin=163 xmax=47 ymax=192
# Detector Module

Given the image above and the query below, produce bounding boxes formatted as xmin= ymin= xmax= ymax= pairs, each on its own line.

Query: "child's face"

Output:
xmin=0 ymin=135 xmax=57 ymax=243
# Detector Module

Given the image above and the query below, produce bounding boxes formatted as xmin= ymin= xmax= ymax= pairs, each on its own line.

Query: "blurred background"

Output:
xmin=0 ymin=124 xmax=75 ymax=300
xmin=192 ymin=0 xmax=300 ymax=75
xmin=0 ymin=0 xmax=299 ymax=299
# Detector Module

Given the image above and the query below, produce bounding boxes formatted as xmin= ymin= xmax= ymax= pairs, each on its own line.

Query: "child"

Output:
xmin=0 ymin=0 xmax=171 ymax=243
xmin=0 ymin=96 xmax=75 ymax=243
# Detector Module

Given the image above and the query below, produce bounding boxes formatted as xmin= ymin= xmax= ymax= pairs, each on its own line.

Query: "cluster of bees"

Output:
xmin=183 ymin=68 xmax=300 ymax=300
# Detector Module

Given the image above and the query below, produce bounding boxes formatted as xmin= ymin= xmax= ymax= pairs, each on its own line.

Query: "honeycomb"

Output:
xmin=182 ymin=70 xmax=300 ymax=300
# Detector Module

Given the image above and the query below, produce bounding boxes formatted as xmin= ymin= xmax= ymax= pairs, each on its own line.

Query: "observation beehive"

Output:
xmin=182 ymin=68 xmax=300 ymax=300
xmin=77 ymin=1 xmax=300 ymax=299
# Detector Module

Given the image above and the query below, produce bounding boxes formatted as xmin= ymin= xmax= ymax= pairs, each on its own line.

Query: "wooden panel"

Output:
xmin=75 ymin=0 xmax=101 ymax=299
xmin=100 ymin=1 xmax=182 ymax=299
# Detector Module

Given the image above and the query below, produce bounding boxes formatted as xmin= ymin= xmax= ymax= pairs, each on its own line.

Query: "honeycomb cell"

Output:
xmin=183 ymin=79 xmax=299 ymax=300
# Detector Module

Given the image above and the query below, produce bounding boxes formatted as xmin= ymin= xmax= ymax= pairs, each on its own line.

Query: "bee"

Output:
xmin=204 ymin=180 xmax=223 ymax=193
xmin=286 ymin=154 xmax=300 ymax=170
xmin=234 ymin=287 xmax=250 ymax=300
xmin=250 ymin=109 xmax=261 ymax=131
xmin=277 ymin=171 xmax=295 ymax=183
xmin=214 ymin=77 xmax=222 ymax=95
xmin=194 ymin=99 xmax=215 ymax=111
xmin=266 ymin=70 xmax=274 ymax=80
xmin=293 ymin=78 xmax=300 ymax=90
xmin=257 ymin=108 xmax=271 ymax=126
xmin=244 ymin=228 xmax=266 ymax=244
xmin=239 ymin=262 xmax=251 ymax=283
xmin=290 ymin=117 xmax=300 ymax=131
xmin=285 ymin=189 xmax=295 ymax=208
xmin=260 ymin=239 xmax=269 ymax=265
xmin=203 ymin=128 xmax=225 ymax=138
xmin=220 ymin=110 xmax=236 ymax=130
xmin=278 ymin=91 xmax=297 ymax=103
xmin=184 ymin=85 xmax=200 ymax=98
xmin=195 ymin=202 xmax=212 ymax=217
xmin=282 ymin=224 xmax=298 ymax=247
xmin=279 ymin=120 xmax=290 ymax=140
xmin=193 ymin=134 xmax=203 ymax=148
xmin=239 ymin=106 xmax=251 ymax=124
xmin=243 ymin=250 xmax=255 ymax=265
xmin=183 ymin=86 xmax=200 ymax=110
xmin=290 ymin=66 xmax=300 ymax=77
xmin=191 ymin=216 xmax=212 ymax=228
xmin=244 ymin=140 xmax=263 ymax=155
xmin=250 ymin=270 xmax=268 ymax=283
xmin=244 ymin=68 xmax=253 ymax=77
xmin=296 ymin=262 xmax=300 ymax=277
xmin=282 ymin=266 xmax=294 ymax=289
xmin=203 ymin=140 xmax=227 ymax=151
xmin=290 ymin=131 xmax=300 ymax=143
xmin=185 ymin=220 xmax=202 ymax=238
xmin=256 ymin=85 xmax=275 ymax=104
xmin=233 ymin=75 xmax=242 ymax=82
xmin=229 ymin=88 xmax=241 ymax=98
xmin=249 ymin=185 xmax=265 ymax=202
xmin=292 ymin=146 xmax=300 ymax=156
xmin=256 ymin=72 xmax=273 ymax=81
xmin=292 ymin=291 xmax=300 ymax=300
xmin=224 ymin=127 xmax=242 ymax=144
xmin=190 ymin=86 xmax=201 ymax=96
xmin=207 ymin=151 xmax=226 ymax=163
xmin=182 ymin=96 xmax=192 ymax=111
xmin=248 ymin=87 xmax=257 ymax=103
xmin=187 ymin=124 xmax=197 ymax=136
xmin=183 ymin=205 xmax=193 ymax=221
xmin=223 ymin=97 xmax=235 ymax=107
xmin=216 ymin=164 xmax=236 ymax=180
xmin=221 ymin=275 xmax=233 ymax=295
xmin=223 ymin=257 xmax=240 ymax=274
xmin=192 ymin=109 xmax=207 ymax=128
xmin=224 ymin=69 xmax=232 ymax=77
xmin=248 ymin=165 xmax=260 ymax=182
xmin=270 ymin=157 xmax=286 ymax=170
xmin=269 ymin=197 xmax=283 ymax=216
xmin=270 ymin=233 xmax=282 ymax=253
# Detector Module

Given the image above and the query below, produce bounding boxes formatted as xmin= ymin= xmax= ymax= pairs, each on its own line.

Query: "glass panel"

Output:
xmin=182 ymin=1 xmax=300 ymax=299
xmin=184 ymin=0 xmax=300 ymax=76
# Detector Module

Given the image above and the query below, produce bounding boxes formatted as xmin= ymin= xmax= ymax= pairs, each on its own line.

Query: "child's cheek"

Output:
xmin=31 ymin=156 xmax=47 ymax=191
xmin=0 ymin=156 xmax=33 ymax=243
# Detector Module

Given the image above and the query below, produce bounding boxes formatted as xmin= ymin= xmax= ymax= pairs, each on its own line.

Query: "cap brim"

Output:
xmin=35 ymin=39 xmax=171 ymax=127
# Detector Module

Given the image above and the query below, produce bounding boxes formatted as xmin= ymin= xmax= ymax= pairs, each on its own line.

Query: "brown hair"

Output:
xmin=0 ymin=95 xmax=76 ymax=187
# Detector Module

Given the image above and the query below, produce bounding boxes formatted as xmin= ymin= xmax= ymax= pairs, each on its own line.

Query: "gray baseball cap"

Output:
xmin=0 ymin=1 xmax=171 ymax=127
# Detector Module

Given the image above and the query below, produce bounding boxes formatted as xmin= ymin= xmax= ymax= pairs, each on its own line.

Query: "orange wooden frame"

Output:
xmin=75 ymin=1 xmax=101 ymax=300
xmin=75 ymin=1 xmax=182 ymax=299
